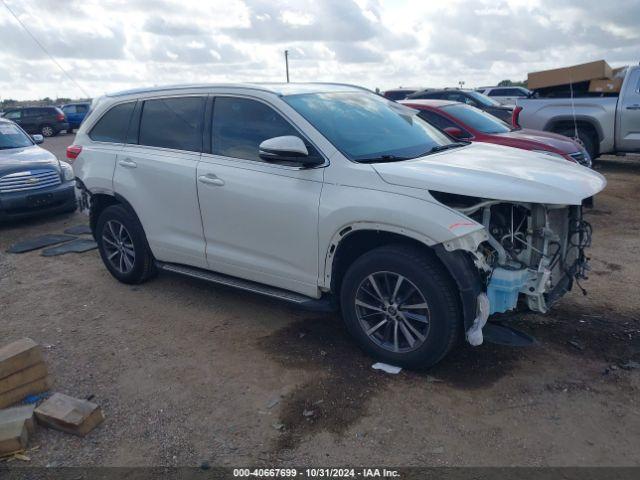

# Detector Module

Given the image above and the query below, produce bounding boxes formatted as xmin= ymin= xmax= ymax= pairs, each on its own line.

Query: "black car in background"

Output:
xmin=406 ymin=89 xmax=513 ymax=123
xmin=1 ymin=106 xmax=69 ymax=137
xmin=382 ymin=88 xmax=422 ymax=101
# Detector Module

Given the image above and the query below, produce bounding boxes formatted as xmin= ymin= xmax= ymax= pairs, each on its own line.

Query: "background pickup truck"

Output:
xmin=515 ymin=65 xmax=640 ymax=159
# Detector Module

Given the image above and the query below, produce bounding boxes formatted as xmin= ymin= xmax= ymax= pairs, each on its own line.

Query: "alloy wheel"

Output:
xmin=41 ymin=126 xmax=54 ymax=137
xmin=354 ymin=271 xmax=431 ymax=353
xmin=102 ymin=220 xmax=136 ymax=274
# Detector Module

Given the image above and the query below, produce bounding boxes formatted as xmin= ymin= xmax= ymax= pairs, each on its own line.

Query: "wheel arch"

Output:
xmin=89 ymin=192 xmax=144 ymax=238
xmin=545 ymin=116 xmax=603 ymax=142
xmin=324 ymin=224 xmax=482 ymax=331
xmin=545 ymin=117 xmax=602 ymax=157
xmin=324 ymin=224 xmax=433 ymax=292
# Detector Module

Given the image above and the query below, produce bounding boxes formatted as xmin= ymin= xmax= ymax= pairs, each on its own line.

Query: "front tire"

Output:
xmin=96 ymin=204 xmax=156 ymax=284
xmin=340 ymin=245 xmax=461 ymax=369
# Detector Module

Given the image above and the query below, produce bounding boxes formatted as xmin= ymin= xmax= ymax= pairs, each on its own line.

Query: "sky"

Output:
xmin=0 ymin=0 xmax=638 ymax=100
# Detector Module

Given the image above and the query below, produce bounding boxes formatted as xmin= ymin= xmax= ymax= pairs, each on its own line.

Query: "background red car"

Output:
xmin=400 ymin=99 xmax=592 ymax=167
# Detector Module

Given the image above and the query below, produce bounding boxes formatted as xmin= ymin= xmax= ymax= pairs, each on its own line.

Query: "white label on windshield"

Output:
xmin=0 ymin=124 xmax=22 ymax=135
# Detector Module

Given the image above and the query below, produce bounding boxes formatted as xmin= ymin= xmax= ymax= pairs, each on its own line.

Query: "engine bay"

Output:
xmin=434 ymin=191 xmax=593 ymax=315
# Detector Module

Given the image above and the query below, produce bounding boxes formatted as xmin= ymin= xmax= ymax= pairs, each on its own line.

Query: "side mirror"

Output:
xmin=259 ymin=136 xmax=323 ymax=167
xmin=443 ymin=127 xmax=465 ymax=139
xmin=31 ymin=134 xmax=44 ymax=144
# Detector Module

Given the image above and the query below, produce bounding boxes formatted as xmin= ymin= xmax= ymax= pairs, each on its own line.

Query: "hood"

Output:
xmin=372 ymin=142 xmax=606 ymax=205
xmin=0 ymin=145 xmax=60 ymax=175
xmin=496 ymin=128 xmax=581 ymax=154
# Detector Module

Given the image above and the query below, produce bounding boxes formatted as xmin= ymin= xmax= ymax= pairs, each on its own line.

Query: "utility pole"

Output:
xmin=284 ymin=50 xmax=290 ymax=83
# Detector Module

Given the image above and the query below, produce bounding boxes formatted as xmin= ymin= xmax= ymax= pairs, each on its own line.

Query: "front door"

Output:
xmin=197 ymin=96 xmax=324 ymax=297
xmin=617 ymin=68 xmax=640 ymax=152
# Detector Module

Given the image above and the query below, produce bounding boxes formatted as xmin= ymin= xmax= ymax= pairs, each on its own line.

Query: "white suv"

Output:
xmin=476 ymin=86 xmax=532 ymax=106
xmin=71 ymin=83 xmax=605 ymax=368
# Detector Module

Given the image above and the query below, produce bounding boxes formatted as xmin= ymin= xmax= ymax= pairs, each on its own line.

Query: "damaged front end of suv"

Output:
xmin=434 ymin=193 xmax=595 ymax=346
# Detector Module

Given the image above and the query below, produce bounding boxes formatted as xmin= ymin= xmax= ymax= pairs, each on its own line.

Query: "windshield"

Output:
xmin=441 ymin=104 xmax=511 ymax=134
xmin=0 ymin=122 xmax=33 ymax=150
xmin=284 ymin=91 xmax=454 ymax=162
xmin=465 ymin=90 xmax=502 ymax=107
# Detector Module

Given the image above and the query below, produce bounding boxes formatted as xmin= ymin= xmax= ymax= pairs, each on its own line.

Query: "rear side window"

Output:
xmin=212 ymin=97 xmax=299 ymax=162
xmin=3 ymin=110 xmax=21 ymax=120
xmin=89 ymin=102 xmax=135 ymax=143
xmin=139 ymin=97 xmax=205 ymax=152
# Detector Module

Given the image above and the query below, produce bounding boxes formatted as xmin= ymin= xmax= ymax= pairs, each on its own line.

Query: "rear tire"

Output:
xmin=41 ymin=124 xmax=54 ymax=137
xmin=96 ymin=204 xmax=156 ymax=284
xmin=557 ymin=127 xmax=597 ymax=161
xmin=340 ymin=244 xmax=461 ymax=369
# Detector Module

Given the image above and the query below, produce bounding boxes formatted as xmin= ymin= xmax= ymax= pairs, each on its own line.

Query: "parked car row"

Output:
xmin=0 ymin=102 xmax=90 ymax=137
xmin=67 ymin=83 xmax=605 ymax=369
xmin=401 ymin=99 xmax=591 ymax=166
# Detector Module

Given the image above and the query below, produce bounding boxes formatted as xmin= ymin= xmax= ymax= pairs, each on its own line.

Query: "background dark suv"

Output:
xmin=406 ymin=89 xmax=513 ymax=123
xmin=1 ymin=106 xmax=69 ymax=137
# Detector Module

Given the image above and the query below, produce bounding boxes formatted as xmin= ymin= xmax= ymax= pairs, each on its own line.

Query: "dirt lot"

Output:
xmin=1 ymin=134 xmax=639 ymax=467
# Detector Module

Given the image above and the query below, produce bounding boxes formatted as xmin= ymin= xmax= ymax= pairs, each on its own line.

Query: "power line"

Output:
xmin=1 ymin=0 xmax=91 ymax=98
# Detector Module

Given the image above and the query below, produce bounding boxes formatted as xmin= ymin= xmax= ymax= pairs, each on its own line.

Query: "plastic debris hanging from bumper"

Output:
xmin=466 ymin=293 xmax=490 ymax=346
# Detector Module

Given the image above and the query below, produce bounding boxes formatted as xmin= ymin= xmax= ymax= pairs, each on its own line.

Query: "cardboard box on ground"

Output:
xmin=528 ymin=60 xmax=627 ymax=95
xmin=0 ymin=338 xmax=104 ymax=457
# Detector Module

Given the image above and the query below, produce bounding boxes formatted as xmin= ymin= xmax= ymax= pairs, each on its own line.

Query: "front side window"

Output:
xmin=139 ymin=97 xmax=205 ymax=152
xmin=212 ymin=97 xmax=301 ymax=162
xmin=77 ymin=104 xmax=89 ymax=113
xmin=441 ymin=104 xmax=511 ymax=134
xmin=284 ymin=91 xmax=454 ymax=162
xmin=89 ymin=102 xmax=135 ymax=143
xmin=0 ymin=122 xmax=33 ymax=150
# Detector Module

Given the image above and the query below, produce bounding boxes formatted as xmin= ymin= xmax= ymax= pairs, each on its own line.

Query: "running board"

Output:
xmin=156 ymin=262 xmax=336 ymax=312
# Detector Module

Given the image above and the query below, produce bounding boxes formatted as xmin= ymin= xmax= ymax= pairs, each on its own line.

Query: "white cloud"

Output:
xmin=0 ymin=0 xmax=637 ymax=100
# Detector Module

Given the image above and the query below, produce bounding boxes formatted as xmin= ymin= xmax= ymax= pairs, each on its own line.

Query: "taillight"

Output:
xmin=512 ymin=106 xmax=523 ymax=128
xmin=56 ymin=113 xmax=65 ymax=122
xmin=66 ymin=145 xmax=82 ymax=160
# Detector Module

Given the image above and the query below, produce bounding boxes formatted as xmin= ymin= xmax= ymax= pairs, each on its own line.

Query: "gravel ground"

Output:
xmin=1 ymin=134 xmax=639 ymax=467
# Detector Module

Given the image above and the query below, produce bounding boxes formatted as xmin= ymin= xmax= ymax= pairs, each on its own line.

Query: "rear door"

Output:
xmin=114 ymin=95 xmax=207 ymax=268
xmin=21 ymin=108 xmax=40 ymax=133
xmin=617 ymin=68 xmax=640 ymax=152
xmin=196 ymin=95 xmax=324 ymax=296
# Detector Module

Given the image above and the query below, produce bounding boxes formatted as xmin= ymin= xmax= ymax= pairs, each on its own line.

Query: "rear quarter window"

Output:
xmin=89 ymin=102 xmax=136 ymax=143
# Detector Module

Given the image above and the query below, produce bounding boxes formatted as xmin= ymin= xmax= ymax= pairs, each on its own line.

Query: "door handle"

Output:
xmin=198 ymin=174 xmax=225 ymax=186
xmin=118 ymin=158 xmax=137 ymax=168
xmin=626 ymin=105 xmax=640 ymax=110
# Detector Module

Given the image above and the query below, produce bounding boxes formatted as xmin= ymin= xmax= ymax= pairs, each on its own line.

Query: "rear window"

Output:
xmin=89 ymin=102 xmax=136 ymax=143
xmin=139 ymin=97 xmax=205 ymax=152
xmin=63 ymin=105 xmax=77 ymax=113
